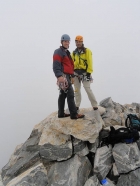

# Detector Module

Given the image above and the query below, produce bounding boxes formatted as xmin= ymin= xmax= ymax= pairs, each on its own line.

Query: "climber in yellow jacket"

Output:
xmin=71 ymin=35 xmax=98 ymax=112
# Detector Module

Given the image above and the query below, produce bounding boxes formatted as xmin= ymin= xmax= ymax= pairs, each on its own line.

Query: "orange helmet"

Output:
xmin=75 ymin=35 xmax=83 ymax=42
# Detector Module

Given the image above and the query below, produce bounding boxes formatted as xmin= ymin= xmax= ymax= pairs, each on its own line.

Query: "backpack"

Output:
xmin=98 ymin=126 xmax=139 ymax=147
xmin=125 ymin=114 xmax=140 ymax=131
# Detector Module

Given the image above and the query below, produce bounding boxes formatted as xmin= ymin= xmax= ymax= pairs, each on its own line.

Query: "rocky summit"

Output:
xmin=1 ymin=97 xmax=140 ymax=186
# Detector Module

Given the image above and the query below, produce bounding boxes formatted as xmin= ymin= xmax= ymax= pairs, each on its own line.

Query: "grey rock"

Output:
xmin=3 ymin=152 xmax=40 ymax=185
xmin=113 ymin=143 xmax=140 ymax=174
xmin=119 ymin=112 xmax=126 ymax=126
xmin=116 ymin=168 xmax=140 ymax=186
xmin=47 ymin=155 xmax=92 ymax=186
xmin=82 ymin=108 xmax=105 ymax=131
xmin=0 ymin=175 xmax=3 ymax=186
xmin=1 ymin=144 xmax=23 ymax=179
xmin=111 ymin=163 xmax=119 ymax=177
xmin=100 ymin=98 xmax=123 ymax=127
xmin=107 ymin=163 xmax=119 ymax=184
xmin=86 ymin=152 xmax=95 ymax=168
xmin=100 ymin=97 xmax=114 ymax=110
xmin=132 ymin=102 xmax=140 ymax=111
xmin=110 ymin=114 xmax=122 ymax=126
xmin=102 ymin=110 xmax=122 ymax=127
xmin=94 ymin=145 xmax=113 ymax=180
xmin=101 ymin=109 xmax=116 ymax=119
xmin=40 ymin=160 xmax=54 ymax=173
xmin=40 ymin=140 xmax=73 ymax=161
xmin=123 ymin=104 xmax=137 ymax=114
xmin=136 ymin=139 xmax=140 ymax=151
xmin=106 ymin=178 xmax=116 ymax=186
xmin=134 ymin=103 xmax=140 ymax=114
xmin=87 ymin=137 xmax=99 ymax=154
xmin=6 ymin=162 xmax=48 ymax=186
xmin=84 ymin=175 xmax=101 ymax=186
xmin=72 ymin=137 xmax=89 ymax=156
xmin=2 ymin=123 xmax=44 ymax=185
xmin=102 ymin=118 xmax=112 ymax=127
xmin=113 ymin=102 xmax=124 ymax=114
xmin=98 ymin=106 xmax=106 ymax=116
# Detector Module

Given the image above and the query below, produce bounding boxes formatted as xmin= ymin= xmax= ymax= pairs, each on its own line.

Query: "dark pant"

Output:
xmin=58 ymin=75 xmax=77 ymax=117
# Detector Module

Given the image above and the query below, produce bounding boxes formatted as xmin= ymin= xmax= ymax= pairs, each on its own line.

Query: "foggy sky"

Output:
xmin=0 ymin=0 xmax=140 ymax=169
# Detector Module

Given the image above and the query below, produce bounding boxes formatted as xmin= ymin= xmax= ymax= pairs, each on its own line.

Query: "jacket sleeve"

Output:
xmin=86 ymin=49 xmax=93 ymax=73
xmin=53 ymin=49 xmax=63 ymax=78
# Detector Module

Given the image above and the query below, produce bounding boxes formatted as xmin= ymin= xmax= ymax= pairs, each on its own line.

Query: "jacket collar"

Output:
xmin=60 ymin=46 xmax=68 ymax=52
xmin=60 ymin=46 xmax=71 ymax=58
xmin=74 ymin=46 xmax=86 ymax=55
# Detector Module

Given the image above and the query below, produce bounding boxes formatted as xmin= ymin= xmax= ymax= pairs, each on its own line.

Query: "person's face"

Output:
xmin=61 ymin=40 xmax=70 ymax=49
xmin=75 ymin=40 xmax=83 ymax=48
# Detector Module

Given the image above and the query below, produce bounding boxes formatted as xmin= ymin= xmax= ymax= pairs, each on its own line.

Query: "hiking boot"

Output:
xmin=64 ymin=113 xmax=70 ymax=117
xmin=93 ymin=107 xmax=98 ymax=110
xmin=58 ymin=113 xmax=70 ymax=118
xmin=71 ymin=114 xmax=85 ymax=119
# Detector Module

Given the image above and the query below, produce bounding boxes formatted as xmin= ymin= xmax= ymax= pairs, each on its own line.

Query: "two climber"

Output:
xmin=53 ymin=34 xmax=98 ymax=119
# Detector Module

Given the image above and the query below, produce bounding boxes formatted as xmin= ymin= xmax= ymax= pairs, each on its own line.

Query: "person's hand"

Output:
xmin=57 ymin=76 xmax=65 ymax=83
xmin=86 ymin=73 xmax=91 ymax=81
xmin=71 ymin=77 xmax=75 ymax=84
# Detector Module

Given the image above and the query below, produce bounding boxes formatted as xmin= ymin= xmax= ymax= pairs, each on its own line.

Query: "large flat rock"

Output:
xmin=39 ymin=109 xmax=103 ymax=144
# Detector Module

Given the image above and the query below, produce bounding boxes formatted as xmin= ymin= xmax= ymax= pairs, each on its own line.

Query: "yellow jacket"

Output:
xmin=71 ymin=48 xmax=93 ymax=73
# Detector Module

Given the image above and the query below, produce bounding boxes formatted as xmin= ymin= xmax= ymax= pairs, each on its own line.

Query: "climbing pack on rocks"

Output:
xmin=125 ymin=113 xmax=140 ymax=131
xmin=98 ymin=126 xmax=139 ymax=147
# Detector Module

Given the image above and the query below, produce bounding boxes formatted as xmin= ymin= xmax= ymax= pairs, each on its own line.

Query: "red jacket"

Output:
xmin=53 ymin=47 xmax=74 ymax=77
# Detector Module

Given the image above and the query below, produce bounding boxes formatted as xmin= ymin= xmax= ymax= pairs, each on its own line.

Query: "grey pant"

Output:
xmin=74 ymin=75 xmax=98 ymax=108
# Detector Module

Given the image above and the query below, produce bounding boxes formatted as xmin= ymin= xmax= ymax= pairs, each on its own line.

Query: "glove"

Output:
xmin=57 ymin=76 xmax=69 ymax=90
xmin=57 ymin=76 xmax=65 ymax=83
xmin=86 ymin=73 xmax=91 ymax=81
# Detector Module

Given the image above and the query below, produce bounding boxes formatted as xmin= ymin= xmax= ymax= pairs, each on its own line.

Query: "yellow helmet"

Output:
xmin=75 ymin=35 xmax=83 ymax=42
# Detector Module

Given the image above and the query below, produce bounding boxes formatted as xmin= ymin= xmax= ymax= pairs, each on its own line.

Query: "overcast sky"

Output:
xmin=0 ymin=0 xmax=140 ymax=169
